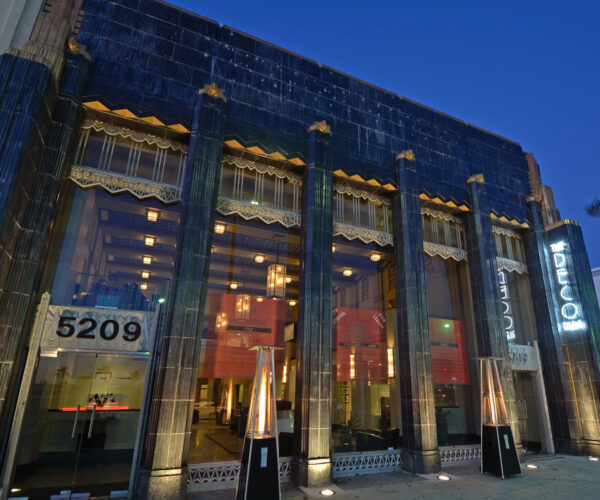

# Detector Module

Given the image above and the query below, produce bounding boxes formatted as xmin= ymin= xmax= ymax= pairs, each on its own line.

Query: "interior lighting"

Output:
xmin=342 ymin=268 xmax=352 ymax=277
xmin=387 ymin=348 xmax=394 ymax=378
xmin=526 ymin=464 xmax=539 ymax=469
xmin=144 ymin=236 xmax=155 ymax=247
xmin=141 ymin=271 xmax=150 ymax=279
xmin=256 ymin=296 xmax=264 ymax=303
xmin=230 ymin=282 xmax=238 ymax=290
xmin=370 ymin=252 xmax=381 ymax=262
xmin=147 ymin=210 xmax=158 ymax=222
xmin=444 ymin=323 xmax=451 ymax=329
xmin=140 ymin=283 xmax=148 ymax=290
xmin=215 ymin=223 xmax=226 ymax=234
xmin=588 ymin=456 xmax=599 ymax=461
xmin=158 ymin=297 xmax=166 ymax=304
xmin=11 ymin=489 xmax=21 ymax=493
xmin=267 ymin=264 xmax=286 ymax=298
xmin=437 ymin=474 xmax=451 ymax=481
xmin=285 ymin=276 xmax=292 ymax=284
xmin=320 ymin=489 xmax=335 ymax=497
xmin=332 ymin=245 xmax=336 ymax=253
xmin=254 ymin=254 xmax=265 ymax=263
xmin=288 ymin=299 xmax=297 ymax=306
xmin=143 ymin=256 xmax=152 ymax=265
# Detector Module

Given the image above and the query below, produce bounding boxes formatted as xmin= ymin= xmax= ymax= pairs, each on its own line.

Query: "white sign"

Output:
xmin=550 ymin=241 xmax=586 ymax=332
xmin=40 ymin=305 xmax=154 ymax=353
xmin=508 ymin=343 xmax=537 ymax=371
xmin=498 ymin=270 xmax=516 ymax=343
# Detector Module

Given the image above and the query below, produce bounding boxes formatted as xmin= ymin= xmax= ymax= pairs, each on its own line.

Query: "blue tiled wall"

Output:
xmin=78 ymin=0 xmax=530 ymax=220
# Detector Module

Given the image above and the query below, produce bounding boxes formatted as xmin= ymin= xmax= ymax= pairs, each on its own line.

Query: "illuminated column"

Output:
xmin=464 ymin=174 xmax=522 ymax=451
xmin=0 ymin=0 xmax=86 ymax=432
xmin=292 ymin=120 xmax=333 ymax=487
xmin=522 ymin=198 xmax=573 ymax=452
xmin=139 ymin=84 xmax=227 ymax=498
xmin=543 ymin=218 xmax=600 ymax=455
xmin=391 ymin=150 xmax=440 ymax=474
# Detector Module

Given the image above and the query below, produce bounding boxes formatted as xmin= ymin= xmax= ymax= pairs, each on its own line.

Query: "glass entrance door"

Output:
xmin=9 ymin=350 xmax=148 ymax=499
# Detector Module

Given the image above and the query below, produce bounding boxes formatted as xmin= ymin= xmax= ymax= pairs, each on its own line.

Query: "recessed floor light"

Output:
xmin=526 ymin=463 xmax=539 ymax=469
xmin=320 ymin=489 xmax=335 ymax=496
xmin=437 ymin=474 xmax=451 ymax=481
xmin=589 ymin=456 xmax=599 ymax=461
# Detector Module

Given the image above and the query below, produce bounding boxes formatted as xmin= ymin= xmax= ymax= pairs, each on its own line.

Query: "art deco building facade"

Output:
xmin=0 ymin=1 xmax=599 ymax=498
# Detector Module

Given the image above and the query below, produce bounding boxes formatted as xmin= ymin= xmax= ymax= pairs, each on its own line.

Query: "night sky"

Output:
xmin=168 ymin=0 xmax=600 ymax=268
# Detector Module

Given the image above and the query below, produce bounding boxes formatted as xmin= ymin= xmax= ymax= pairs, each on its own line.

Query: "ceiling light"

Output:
xmin=143 ymin=256 xmax=152 ymax=265
xmin=215 ymin=223 xmax=226 ymax=234
xmin=288 ymin=300 xmax=297 ymax=306
xmin=256 ymin=296 xmax=264 ymax=303
xmin=254 ymin=254 xmax=265 ymax=263
xmin=342 ymin=268 xmax=352 ymax=277
xmin=526 ymin=464 xmax=539 ymax=469
xmin=140 ymin=283 xmax=148 ymax=290
xmin=147 ymin=210 xmax=158 ymax=222
xmin=370 ymin=252 xmax=381 ymax=262
xmin=285 ymin=276 xmax=292 ymax=284
xmin=437 ymin=474 xmax=451 ymax=481
xmin=141 ymin=271 xmax=150 ymax=279
xmin=230 ymin=282 xmax=238 ymax=290
xmin=320 ymin=489 xmax=335 ymax=496
xmin=267 ymin=263 xmax=286 ymax=298
xmin=145 ymin=236 xmax=155 ymax=246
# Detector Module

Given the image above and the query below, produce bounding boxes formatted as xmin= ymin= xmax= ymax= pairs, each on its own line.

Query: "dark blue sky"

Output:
xmin=169 ymin=0 xmax=600 ymax=268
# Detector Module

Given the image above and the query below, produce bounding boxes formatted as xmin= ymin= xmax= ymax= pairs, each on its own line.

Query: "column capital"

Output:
xmin=395 ymin=149 xmax=415 ymax=162
xmin=467 ymin=173 xmax=484 ymax=184
xmin=308 ymin=120 xmax=332 ymax=135
xmin=198 ymin=82 xmax=227 ymax=101
xmin=526 ymin=194 xmax=542 ymax=204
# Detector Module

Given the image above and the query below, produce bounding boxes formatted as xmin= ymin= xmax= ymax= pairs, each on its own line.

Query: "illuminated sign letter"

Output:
xmin=550 ymin=241 xmax=586 ymax=332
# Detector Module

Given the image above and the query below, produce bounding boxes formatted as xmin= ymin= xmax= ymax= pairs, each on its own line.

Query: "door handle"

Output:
xmin=88 ymin=404 xmax=97 ymax=439
xmin=71 ymin=405 xmax=80 ymax=439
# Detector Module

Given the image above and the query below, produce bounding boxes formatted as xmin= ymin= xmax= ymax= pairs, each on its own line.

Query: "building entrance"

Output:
xmin=10 ymin=350 xmax=147 ymax=498
xmin=2 ymin=295 xmax=156 ymax=500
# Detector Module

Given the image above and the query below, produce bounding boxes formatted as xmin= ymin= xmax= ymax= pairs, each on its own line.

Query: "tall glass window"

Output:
xmin=43 ymin=185 xmax=180 ymax=311
xmin=188 ymin=216 xmax=299 ymax=463
xmin=331 ymin=238 xmax=399 ymax=452
xmin=425 ymin=256 xmax=478 ymax=445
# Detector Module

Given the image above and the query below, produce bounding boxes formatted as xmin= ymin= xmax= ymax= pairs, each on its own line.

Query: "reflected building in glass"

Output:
xmin=1 ymin=1 xmax=600 ymax=498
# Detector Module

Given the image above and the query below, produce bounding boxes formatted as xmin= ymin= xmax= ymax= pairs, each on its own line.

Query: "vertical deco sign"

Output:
xmin=550 ymin=241 xmax=586 ymax=332
xmin=497 ymin=270 xmax=516 ymax=343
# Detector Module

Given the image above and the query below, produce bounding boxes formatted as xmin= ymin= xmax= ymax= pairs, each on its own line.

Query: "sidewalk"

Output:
xmin=188 ymin=455 xmax=600 ymax=499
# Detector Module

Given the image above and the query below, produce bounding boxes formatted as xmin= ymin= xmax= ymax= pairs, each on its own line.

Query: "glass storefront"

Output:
xmin=9 ymin=184 xmax=180 ymax=498
xmin=188 ymin=215 xmax=299 ymax=463
xmin=425 ymin=256 xmax=479 ymax=445
xmin=44 ymin=185 xmax=179 ymax=311
xmin=12 ymin=351 xmax=148 ymax=497
xmin=331 ymin=238 xmax=398 ymax=452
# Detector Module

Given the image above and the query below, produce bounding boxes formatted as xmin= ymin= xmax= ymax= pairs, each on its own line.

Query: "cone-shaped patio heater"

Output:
xmin=236 ymin=346 xmax=281 ymax=500
xmin=478 ymin=357 xmax=521 ymax=478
